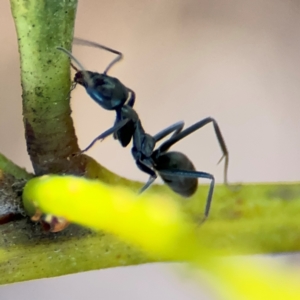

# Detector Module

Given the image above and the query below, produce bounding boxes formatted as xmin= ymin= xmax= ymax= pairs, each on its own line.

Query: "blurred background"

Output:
xmin=1 ymin=0 xmax=300 ymax=299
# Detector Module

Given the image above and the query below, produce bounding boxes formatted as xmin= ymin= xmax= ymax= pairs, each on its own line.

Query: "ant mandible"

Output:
xmin=58 ymin=38 xmax=229 ymax=220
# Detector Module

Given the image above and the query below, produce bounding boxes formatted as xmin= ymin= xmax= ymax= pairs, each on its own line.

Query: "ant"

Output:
xmin=57 ymin=38 xmax=229 ymax=220
xmin=58 ymin=39 xmax=136 ymax=148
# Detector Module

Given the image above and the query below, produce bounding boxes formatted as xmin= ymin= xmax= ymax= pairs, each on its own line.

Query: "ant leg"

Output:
xmin=139 ymin=175 xmax=157 ymax=194
xmin=158 ymin=169 xmax=215 ymax=221
xmin=158 ymin=117 xmax=229 ymax=185
xmin=134 ymin=159 xmax=157 ymax=194
xmin=80 ymin=118 xmax=130 ymax=153
xmin=153 ymin=121 xmax=185 ymax=142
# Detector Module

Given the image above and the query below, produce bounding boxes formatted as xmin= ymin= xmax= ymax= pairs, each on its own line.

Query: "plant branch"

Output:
xmin=1 ymin=180 xmax=300 ymax=284
xmin=0 ymin=219 xmax=151 ymax=285
xmin=9 ymin=0 xmax=86 ymax=175
xmin=0 ymin=153 xmax=31 ymax=224
xmin=5 ymin=0 xmax=300 ymax=292
xmin=0 ymin=153 xmax=32 ymax=179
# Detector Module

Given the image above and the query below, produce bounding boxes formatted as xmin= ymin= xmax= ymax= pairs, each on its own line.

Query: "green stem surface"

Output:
xmin=9 ymin=0 xmax=85 ymax=175
xmin=0 ymin=153 xmax=32 ymax=179
xmin=1 ymin=181 xmax=300 ymax=285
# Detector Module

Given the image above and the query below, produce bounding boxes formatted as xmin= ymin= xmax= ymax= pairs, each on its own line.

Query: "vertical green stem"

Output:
xmin=9 ymin=0 xmax=86 ymax=175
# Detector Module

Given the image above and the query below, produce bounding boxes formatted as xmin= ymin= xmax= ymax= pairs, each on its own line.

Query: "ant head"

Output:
xmin=73 ymin=70 xmax=88 ymax=86
xmin=76 ymin=71 xmax=129 ymax=110
xmin=57 ymin=46 xmax=128 ymax=111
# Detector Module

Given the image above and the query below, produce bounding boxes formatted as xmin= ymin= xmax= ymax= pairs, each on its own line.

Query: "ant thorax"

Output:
xmin=141 ymin=133 xmax=156 ymax=157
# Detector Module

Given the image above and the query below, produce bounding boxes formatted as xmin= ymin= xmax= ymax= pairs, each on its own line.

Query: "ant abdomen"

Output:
xmin=155 ymin=151 xmax=198 ymax=197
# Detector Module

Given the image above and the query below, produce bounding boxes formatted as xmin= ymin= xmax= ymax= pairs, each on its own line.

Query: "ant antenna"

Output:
xmin=73 ymin=37 xmax=123 ymax=74
xmin=70 ymin=62 xmax=79 ymax=72
xmin=57 ymin=47 xmax=86 ymax=71
xmin=57 ymin=47 xmax=92 ymax=93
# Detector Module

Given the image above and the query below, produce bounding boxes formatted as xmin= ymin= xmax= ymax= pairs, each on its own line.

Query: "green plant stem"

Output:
xmin=9 ymin=0 xmax=85 ymax=176
xmin=0 ymin=219 xmax=151 ymax=285
xmin=0 ymin=153 xmax=32 ymax=179
xmin=0 ymin=153 xmax=31 ymax=222
xmin=1 ymin=182 xmax=300 ymax=285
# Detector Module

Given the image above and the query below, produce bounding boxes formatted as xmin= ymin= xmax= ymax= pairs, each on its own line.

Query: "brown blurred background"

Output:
xmin=1 ymin=0 xmax=300 ymax=299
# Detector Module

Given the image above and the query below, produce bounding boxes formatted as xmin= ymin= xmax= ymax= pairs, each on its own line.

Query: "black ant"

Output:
xmin=58 ymin=39 xmax=136 ymax=148
xmin=57 ymin=38 xmax=229 ymax=220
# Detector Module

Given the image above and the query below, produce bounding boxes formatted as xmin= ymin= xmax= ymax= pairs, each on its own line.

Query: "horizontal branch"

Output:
xmin=1 ymin=180 xmax=300 ymax=285
xmin=0 ymin=219 xmax=151 ymax=285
